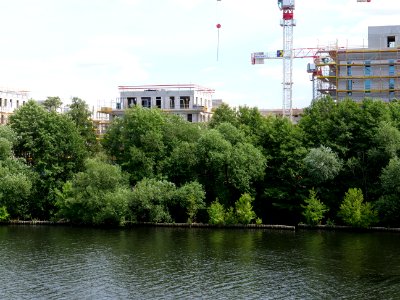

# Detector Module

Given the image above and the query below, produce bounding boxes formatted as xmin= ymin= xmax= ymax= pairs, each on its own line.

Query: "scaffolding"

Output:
xmin=310 ymin=46 xmax=400 ymax=102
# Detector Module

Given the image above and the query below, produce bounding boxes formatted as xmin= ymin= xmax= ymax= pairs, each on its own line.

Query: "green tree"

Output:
xmin=66 ymin=97 xmax=99 ymax=153
xmin=209 ymin=103 xmax=238 ymax=128
xmin=301 ymin=189 xmax=329 ymax=225
xmin=102 ymin=106 xmax=166 ymax=183
xmin=259 ymin=116 xmax=307 ymax=224
xmin=227 ymin=142 xmax=266 ymax=192
xmin=196 ymin=129 xmax=232 ymax=204
xmin=235 ymin=193 xmax=257 ymax=224
xmin=236 ymin=106 xmax=265 ymax=145
xmin=55 ymin=155 xmax=131 ymax=225
xmin=162 ymin=142 xmax=199 ymax=185
xmin=300 ymin=97 xmax=395 ymax=209
xmin=196 ymin=128 xmax=266 ymax=207
xmin=338 ymin=188 xmax=378 ymax=228
xmin=303 ymin=146 xmax=342 ymax=184
xmin=0 ymin=206 xmax=9 ymax=221
xmin=129 ymin=178 xmax=176 ymax=223
xmin=173 ymin=181 xmax=206 ymax=223
xmin=9 ymin=100 xmax=88 ymax=218
xmin=375 ymin=157 xmax=400 ymax=226
xmin=0 ymin=161 xmax=35 ymax=219
xmin=43 ymin=96 xmax=63 ymax=112
xmin=215 ymin=122 xmax=247 ymax=145
xmin=0 ymin=126 xmax=37 ymax=219
xmin=207 ymin=200 xmax=226 ymax=225
xmin=373 ymin=121 xmax=400 ymax=159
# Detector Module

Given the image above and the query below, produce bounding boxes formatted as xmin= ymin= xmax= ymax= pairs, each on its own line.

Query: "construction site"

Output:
xmin=308 ymin=25 xmax=400 ymax=102
xmin=95 ymin=84 xmax=215 ymax=136
xmin=251 ymin=0 xmax=400 ymax=119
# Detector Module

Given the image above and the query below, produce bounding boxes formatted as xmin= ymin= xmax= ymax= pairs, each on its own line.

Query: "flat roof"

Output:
xmin=118 ymin=84 xmax=214 ymax=93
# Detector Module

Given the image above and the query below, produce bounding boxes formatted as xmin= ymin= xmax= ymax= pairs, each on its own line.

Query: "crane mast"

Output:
xmin=279 ymin=0 xmax=295 ymax=119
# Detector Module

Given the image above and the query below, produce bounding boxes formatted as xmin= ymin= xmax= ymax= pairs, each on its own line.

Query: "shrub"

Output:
xmin=301 ymin=189 xmax=329 ymax=225
xmin=0 ymin=206 xmax=10 ymax=221
xmin=174 ymin=181 xmax=206 ymax=223
xmin=235 ymin=193 xmax=256 ymax=224
xmin=207 ymin=194 xmax=259 ymax=225
xmin=208 ymin=200 xmax=225 ymax=225
xmin=338 ymin=188 xmax=378 ymax=228
xmin=129 ymin=178 xmax=175 ymax=223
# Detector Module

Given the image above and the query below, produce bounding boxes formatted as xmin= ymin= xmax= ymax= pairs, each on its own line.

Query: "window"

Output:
xmin=389 ymin=78 xmax=395 ymax=90
xmin=187 ymin=114 xmax=193 ymax=122
xmin=364 ymin=61 xmax=371 ymax=76
xmin=180 ymin=96 xmax=190 ymax=109
xmin=389 ymin=60 xmax=395 ymax=76
xmin=365 ymin=79 xmax=371 ymax=91
xmin=387 ymin=36 xmax=396 ymax=48
xmin=347 ymin=61 xmax=352 ymax=76
xmin=156 ymin=97 xmax=161 ymax=109
xmin=141 ymin=97 xmax=151 ymax=108
xmin=127 ymin=97 xmax=137 ymax=107
xmin=347 ymin=79 xmax=353 ymax=91
xmin=169 ymin=97 xmax=175 ymax=109
xmin=0 ymin=98 xmax=2 ymax=107
xmin=389 ymin=91 xmax=395 ymax=100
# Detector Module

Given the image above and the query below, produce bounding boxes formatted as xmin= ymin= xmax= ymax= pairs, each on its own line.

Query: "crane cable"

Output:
xmin=216 ymin=0 xmax=222 ymax=61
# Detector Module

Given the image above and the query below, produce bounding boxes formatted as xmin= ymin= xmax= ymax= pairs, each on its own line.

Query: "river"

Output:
xmin=0 ymin=225 xmax=399 ymax=299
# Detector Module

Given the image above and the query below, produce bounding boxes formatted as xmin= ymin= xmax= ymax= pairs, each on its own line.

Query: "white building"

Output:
xmin=118 ymin=84 xmax=214 ymax=122
xmin=98 ymin=84 xmax=214 ymax=123
xmin=95 ymin=84 xmax=214 ymax=137
xmin=0 ymin=89 xmax=29 ymax=124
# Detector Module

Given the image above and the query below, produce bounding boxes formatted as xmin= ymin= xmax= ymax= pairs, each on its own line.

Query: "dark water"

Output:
xmin=0 ymin=226 xmax=399 ymax=299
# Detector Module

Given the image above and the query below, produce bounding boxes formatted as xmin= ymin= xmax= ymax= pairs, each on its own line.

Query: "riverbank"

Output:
xmin=1 ymin=220 xmax=296 ymax=230
xmin=3 ymin=220 xmax=400 ymax=232
xmin=297 ymin=223 xmax=400 ymax=232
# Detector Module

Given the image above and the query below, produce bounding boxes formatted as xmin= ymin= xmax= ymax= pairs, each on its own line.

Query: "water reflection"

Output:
xmin=0 ymin=226 xmax=399 ymax=299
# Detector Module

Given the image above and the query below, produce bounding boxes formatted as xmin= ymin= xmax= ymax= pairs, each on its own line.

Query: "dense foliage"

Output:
xmin=2 ymin=96 xmax=400 ymax=228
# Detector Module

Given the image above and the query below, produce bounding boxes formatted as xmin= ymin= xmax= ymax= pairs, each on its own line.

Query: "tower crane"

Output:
xmin=251 ymin=0 xmax=371 ymax=120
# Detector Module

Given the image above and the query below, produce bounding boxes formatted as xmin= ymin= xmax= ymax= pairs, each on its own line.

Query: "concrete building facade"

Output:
xmin=311 ymin=25 xmax=400 ymax=102
xmin=0 ymin=89 xmax=28 ymax=124
xmin=95 ymin=84 xmax=214 ymax=137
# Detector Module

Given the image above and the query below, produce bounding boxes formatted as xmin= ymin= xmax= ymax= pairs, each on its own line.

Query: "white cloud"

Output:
xmin=1 ymin=0 xmax=400 ymax=110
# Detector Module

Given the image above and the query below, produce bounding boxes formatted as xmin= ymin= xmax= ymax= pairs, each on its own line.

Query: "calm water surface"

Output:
xmin=0 ymin=225 xmax=399 ymax=299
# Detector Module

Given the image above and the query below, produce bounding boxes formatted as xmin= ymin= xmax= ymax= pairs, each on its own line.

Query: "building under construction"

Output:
xmin=95 ymin=84 xmax=214 ymax=137
xmin=310 ymin=25 xmax=400 ymax=102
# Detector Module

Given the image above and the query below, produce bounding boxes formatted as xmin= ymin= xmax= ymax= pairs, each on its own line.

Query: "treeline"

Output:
xmin=1 ymin=96 xmax=400 ymax=228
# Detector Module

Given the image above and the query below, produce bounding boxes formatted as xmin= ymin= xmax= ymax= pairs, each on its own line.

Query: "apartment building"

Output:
xmin=0 ymin=89 xmax=28 ymax=124
xmin=310 ymin=25 xmax=400 ymax=102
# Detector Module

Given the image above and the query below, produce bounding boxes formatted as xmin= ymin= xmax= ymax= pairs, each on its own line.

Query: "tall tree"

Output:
xmin=66 ymin=97 xmax=99 ymax=153
xmin=43 ymin=96 xmax=63 ymax=112
xmin=0 ymin=126 xmax=37 ymax=219
xmin=9 ymin=100 xmax=88 ymax=218
xmin=259 ymin=116 xmax=308 ymax=224
xmin=102 ymin=106 xmax=166 ymax=183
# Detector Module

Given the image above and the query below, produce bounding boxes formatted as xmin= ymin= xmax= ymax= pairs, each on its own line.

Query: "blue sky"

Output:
xmin=0 ymin=0 xmax=399 ymax=110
